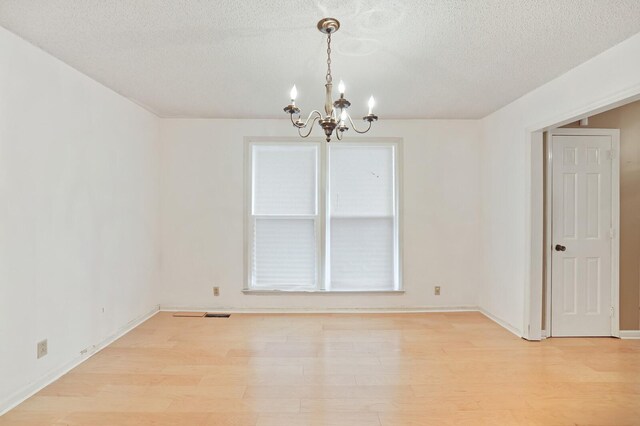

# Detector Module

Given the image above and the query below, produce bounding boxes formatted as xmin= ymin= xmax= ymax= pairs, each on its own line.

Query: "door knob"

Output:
xmin=555 ymin=244 xmax=566 ymax=252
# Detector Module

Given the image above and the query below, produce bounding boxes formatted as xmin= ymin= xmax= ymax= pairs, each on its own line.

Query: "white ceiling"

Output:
xmin=1 ymin=0 xmax=640 ymax=119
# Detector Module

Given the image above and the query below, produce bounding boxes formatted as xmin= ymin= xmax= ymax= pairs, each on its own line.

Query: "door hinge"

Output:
xmin=608 ymin=149 xmax=617 ymax=160
xmin=609 ymin=228 xmax=616 ymax=239
xmin=610 ymin=306 xmax=614 ymax=318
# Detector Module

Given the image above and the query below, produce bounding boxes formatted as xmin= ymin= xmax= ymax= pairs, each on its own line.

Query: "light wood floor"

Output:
xmin=2 ymin=312 xmax=640 ymax=426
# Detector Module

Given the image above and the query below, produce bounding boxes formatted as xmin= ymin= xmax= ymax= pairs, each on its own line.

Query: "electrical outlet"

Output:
xmin=434 ymin=286 xmax=441 ymax=296
xmin=213 ymin=286 xmax=220 ymax=296
xmin=37 ymin=339 xmax=48 ymax=359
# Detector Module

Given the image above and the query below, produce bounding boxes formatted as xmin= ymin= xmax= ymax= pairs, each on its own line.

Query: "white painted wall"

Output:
xmin=0 ymin=26 xmax=160 ymax=412
xmin=480 ymin=32 xmax=640 ymax=336
xmin=160 ymin=119 xmax=482 ymax=311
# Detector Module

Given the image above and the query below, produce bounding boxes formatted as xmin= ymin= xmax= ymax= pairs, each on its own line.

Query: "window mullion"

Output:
xmin=319 ymin=141 xmax=328 ymax=291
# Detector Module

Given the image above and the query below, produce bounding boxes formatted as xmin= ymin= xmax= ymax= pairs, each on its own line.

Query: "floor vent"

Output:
xmin=173 ymin=312 xmax=205 ymax=318
xmin=205 ymin=313 xmax=231 ymax=318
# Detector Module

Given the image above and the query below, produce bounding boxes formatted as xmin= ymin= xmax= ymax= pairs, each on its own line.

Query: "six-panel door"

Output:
xmin=551 ymin=134 xmax=613 ymax=337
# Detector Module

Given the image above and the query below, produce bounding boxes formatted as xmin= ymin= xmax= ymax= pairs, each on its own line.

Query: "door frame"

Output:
xmin=545 ymin=128 xmax=620 ymax=337
xmin=524 ymin=90 xmax=640 ymax=342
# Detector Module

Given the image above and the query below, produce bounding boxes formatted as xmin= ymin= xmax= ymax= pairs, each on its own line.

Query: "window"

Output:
xmin=246 ymin=140 xmax=400 ymax=292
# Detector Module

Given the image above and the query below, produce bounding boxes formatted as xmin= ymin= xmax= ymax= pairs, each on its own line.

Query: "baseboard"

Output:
xmin=160 ymin=305 xmax=479 ymax=314
xmin=538 ymin=330 xmax=637 ymax=339
xmin=619 ymin=330 xmax=640 ymax=339
xmin=478 ymin=308 xmax=523 ymax=338
xmin=0 ymin=305 xmax=160 ymax=416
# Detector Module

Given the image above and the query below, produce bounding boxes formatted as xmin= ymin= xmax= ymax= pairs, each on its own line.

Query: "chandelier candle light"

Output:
xmin=284 ymin=18 xmax=378 ymax=142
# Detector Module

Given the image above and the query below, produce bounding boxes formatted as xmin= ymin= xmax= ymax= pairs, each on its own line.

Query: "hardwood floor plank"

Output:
xmin=165 ymin=397 xmax=300 ymax=413
xmin=0 ymin=411 xmax=67 ymax=426
xmin=60 ymin=412 xmax=214 ymax=426
xmin=256 ymin=412 xmax=381 ymax=426
xmin=244 ymin=385 xmax=414 ymax=399
xmin=379 ymin=410 xmax=520 ymax=426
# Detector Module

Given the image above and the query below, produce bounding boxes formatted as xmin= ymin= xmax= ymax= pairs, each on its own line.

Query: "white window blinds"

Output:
xmin=328 ymin=145 xmax=397 ymax=290
xmin=253 ymin=218 xmax=316 ymax=288
xmin=250 ymin=145 xmax=319 ymax=289
xmin=329 ymin=146 xmax=394 ymax=216
xmin=253 ymin=146 xmax=317 ymax=215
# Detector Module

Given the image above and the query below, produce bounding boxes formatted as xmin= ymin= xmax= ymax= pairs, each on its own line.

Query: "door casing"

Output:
xmin=545 ymin=128 xmax=620 ymax=337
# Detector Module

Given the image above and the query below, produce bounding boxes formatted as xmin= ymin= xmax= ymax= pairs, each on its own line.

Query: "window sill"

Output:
xmin=242 ymin=289 xmax=405 ymax=295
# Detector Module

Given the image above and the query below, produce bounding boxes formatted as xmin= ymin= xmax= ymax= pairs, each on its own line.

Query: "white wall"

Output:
xmin=480 ymin=32 xmax=640 ymax=336
xmin=0 ymin=26 xmax=161 ymax=412
xmin=160 ymin=119 xmax=482 ymax=311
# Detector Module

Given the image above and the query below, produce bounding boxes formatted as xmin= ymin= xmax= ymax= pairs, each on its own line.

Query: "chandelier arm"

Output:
xmin=293 ymin=110 xmax=323 ymax=129
xmin=336 ymin=128 xmax=343 ymax=141
xmin=346 ymin=113 xmax=373 ymax=134
xmin=298 ymin=115 xmax=321 ymax=138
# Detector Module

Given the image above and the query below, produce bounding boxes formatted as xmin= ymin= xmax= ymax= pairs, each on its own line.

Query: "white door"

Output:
xmin=550 ymin=131 xmax=618 ymax=337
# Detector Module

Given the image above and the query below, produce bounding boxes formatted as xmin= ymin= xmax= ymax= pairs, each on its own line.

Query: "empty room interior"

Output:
xmin=2 ymin=1 xmax=640 ymax=425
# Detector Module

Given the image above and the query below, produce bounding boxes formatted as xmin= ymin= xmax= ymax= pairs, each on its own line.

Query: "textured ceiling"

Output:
xmin=1 ymin=0 xmax=640 ymax=119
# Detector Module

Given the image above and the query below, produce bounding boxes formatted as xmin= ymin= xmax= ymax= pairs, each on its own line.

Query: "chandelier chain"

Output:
xmin=326 ymin=33 xmax=332 ymax=84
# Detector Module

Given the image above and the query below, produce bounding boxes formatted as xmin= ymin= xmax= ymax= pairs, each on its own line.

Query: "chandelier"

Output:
xmin=283 ymin=18 xmax=378 ymax=142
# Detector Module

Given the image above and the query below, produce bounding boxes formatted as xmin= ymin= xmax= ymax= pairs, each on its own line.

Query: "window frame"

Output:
xmin=244 ymin=137 xmax=403 ymax=293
